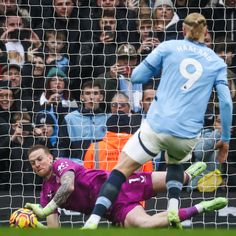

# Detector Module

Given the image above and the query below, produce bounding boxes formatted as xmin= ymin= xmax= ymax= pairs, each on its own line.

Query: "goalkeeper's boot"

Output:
xmin=185 ymin=162 xmax=207 ymax=180
xmin=199 ymin=197 xmax=228 ymax=212
xmin=81 ymin=220 xmax=98 ymax=230
xmin=167 ymin=210 xmax=182 ymax=229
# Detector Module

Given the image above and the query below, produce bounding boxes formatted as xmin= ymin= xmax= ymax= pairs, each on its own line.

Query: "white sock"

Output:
xmin=168 ymin=198 xmax=179 ymax=211
xmin=194 ymin=204 xmax=204 ymax=213
xmin=86 ymin=214 xmax=101 ymax=225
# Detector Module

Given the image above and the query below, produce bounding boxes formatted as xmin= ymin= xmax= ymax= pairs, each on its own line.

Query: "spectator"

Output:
xmin=204 ymin=31 xmax=213 ymax=49
xmin=0 ymin=80 xmax=11 ymax=191
xmin=35 ymin=0 xmax=90 ymax=77
xmin=90 ymin=0 xmax=138 ymax=44
xmin=79 ymin=9 xmax=119 ymax=78
xmin=110 ymin=81 xmax=158 ymax=134
xmin=0 ymin=80 xmax=31 ymax=121
xmin=135 ymin=1 xmax=152 ymax=16
xmin=0 ymin=12 xmax=41 ymax=66
xmin=100 ymin=43 xmax=142 ymax=112
xmin=9 ymin=112 xmax=42 ymax=191
xmin=44 ymin=30 xmax=69 ymax=74
xmin=22 ymin=48 xmax=47 ymax=99
xmin=19 ymin=0 xmax=53 ymax=30
xmin=173 ymin=0 xmax=212 ymax=22
xmin=35 ymin=67 xmax=77 ymax=125
xmin=0 ymin=40 xmax=8 ymax=71
xmin=214 ymin=36 xmax=236 ymax=74
xmin=0 ymin=0 xmax=18 ymax=15
xmin=84 ymin=111 xmax=153 ymax=171
xmin=140 ymin=82 xmax=157 ymax=120
xmin=1 ymin=63 xmax=22 ymax=88
xmin=212 ymin=0 xmax=236 ymax=41
xmin=110 ymin=92 xmax=141 ymax=133
xmin=33 ymin=111 xmax=59 ymax=157
xmin=110 ymin=92 xmax=131 ymax=114
xmin=0 ymin=116 xmax=10 ymax=191
xmin=152 ymin=0 xmax=183 ymax=41
xmin=58 ymin=80 xmax=109 ymax=160
xmin=136 ymin=16 xmax=160 ymax=59
xmin=0 ymin=62 xmax=32 ymax=101
xmin=173 ymin=0 xmax=189 ymax=20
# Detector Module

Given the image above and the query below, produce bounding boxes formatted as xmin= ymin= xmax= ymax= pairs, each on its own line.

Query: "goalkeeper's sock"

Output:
xmin=178 ymin=206 xmax=199 ymax=221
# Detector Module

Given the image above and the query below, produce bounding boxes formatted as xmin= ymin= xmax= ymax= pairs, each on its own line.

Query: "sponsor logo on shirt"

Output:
xmin=57 ymin=161 xmax=69 ymax=174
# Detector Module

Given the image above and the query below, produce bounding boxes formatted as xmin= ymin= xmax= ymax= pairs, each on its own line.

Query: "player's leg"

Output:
xmin=124 ymin=197 xmax=228 ymax=228
xmin=83 ymin=153 xmax=140 ymax=229
xmin=171 ymin=197 xmax=228 ymax=228
xmin=124 ymin=205 xmax=169 ymax=228
xmin=83 ymin=121 xmax=160 ymax=229
xmin=152 ymin=161 xmax=207 ymax=193
xmin=165 ymin=136 xmax=198 ymax=212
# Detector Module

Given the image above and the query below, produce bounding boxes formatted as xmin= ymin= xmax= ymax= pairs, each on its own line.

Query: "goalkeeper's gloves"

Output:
xmin=25 ymin=200 xmax=58 ymax=218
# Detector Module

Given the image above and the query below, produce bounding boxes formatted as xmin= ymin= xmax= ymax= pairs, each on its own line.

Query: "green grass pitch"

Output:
xmin=2 ymin=228 xmax=236 ymax=236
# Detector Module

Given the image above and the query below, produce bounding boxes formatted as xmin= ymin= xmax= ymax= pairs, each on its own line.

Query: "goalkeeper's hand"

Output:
xmin=25 ymin=203 xmax=46 ymax=218
xmin=25 ymin=200 xmax=58 ymax=219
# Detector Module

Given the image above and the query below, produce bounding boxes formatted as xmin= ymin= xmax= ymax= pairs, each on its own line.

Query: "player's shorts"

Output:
xmin=107 ymin=172 xmax=154 ymax=226
xmin=123 ymin=120 xmax=198 ymax=164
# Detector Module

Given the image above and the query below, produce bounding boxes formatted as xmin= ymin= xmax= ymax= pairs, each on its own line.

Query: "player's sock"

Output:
xmin=178 ymin=197 xmax=228 ymax=222
xmin=178 ymin=206 xmax=199 ymax=221
xmin=168 ymin=198 xmax=179 ymax=211
xmin=166 ymin=164 xmax=184 ymax=211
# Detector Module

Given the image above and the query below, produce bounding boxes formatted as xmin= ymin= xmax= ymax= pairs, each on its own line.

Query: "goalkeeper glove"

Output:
xmin=25 ymin=200 xmax=58 ymax=218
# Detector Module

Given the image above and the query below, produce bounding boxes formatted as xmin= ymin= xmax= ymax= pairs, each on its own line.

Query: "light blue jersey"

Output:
xmin=131 ymin=39 xmax=232 ymax=140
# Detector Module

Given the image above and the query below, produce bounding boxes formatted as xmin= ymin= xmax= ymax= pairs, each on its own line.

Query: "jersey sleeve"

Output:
xmin=145 ymin=42 xmax=166 ymax=72
xmin=131 ymin=42 xmax=166 ymax=84
xmin=216 ymin=83 xmax=233 ymax=142
xmin=214 ymin=62 xmax=228 ymax=87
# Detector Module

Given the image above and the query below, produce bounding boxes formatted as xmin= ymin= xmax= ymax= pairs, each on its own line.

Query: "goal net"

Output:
xmin=0 ymin=0 xmax=235 ymax=229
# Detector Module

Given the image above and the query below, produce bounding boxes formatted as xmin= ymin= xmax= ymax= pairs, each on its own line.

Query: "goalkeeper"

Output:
xmin=25 ymin=145 xmax=227 ymax=228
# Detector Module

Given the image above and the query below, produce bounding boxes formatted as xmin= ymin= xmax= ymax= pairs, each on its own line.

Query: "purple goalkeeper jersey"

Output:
xmin=40 ymin=158 xmax=154 ymax=225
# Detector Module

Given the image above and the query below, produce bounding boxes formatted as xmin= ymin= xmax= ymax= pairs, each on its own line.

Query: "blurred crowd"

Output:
xmin=0 ymin=0 xmax=235 ymax=193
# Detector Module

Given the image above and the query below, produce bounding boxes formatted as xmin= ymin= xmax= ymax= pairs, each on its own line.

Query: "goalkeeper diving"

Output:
xmin=25 ymin=145 xmax=227 ymax=228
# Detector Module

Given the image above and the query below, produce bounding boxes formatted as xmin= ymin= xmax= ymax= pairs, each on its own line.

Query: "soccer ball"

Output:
xmin=9 ymin=208 xmax=38 ymax=228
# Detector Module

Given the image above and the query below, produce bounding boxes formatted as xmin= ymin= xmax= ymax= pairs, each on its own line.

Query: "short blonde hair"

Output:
xmin=183 ymin=13 xmax=207 ymax=41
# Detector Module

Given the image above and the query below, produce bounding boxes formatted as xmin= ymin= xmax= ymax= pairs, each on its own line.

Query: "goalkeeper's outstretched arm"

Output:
xmin=25 ymin=171 xmax=75 ymax=219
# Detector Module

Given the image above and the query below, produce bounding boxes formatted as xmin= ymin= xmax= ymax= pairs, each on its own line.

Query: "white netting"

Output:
xmin=0 ymin=0 xmax=235 ymax=228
